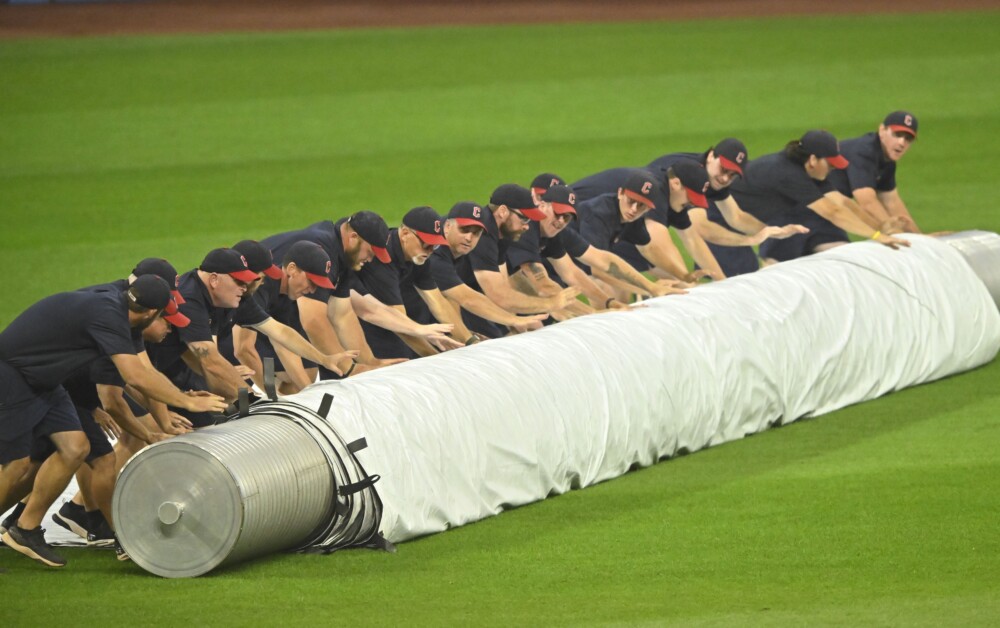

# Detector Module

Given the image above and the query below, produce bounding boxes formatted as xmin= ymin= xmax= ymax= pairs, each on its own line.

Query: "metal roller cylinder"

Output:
xmin=938 ymin=230 xmax=1000 ymax=310
xmin=112 ymin=415 xmax=336 ymax=578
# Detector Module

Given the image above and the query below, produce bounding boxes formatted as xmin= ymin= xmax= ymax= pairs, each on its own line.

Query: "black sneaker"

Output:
xmin=0 ymin=501 xmax=27 ymax=537
xmin=86 ymin=520 xmax=115 ymax=547
xmin=52 ymin=501 xmax=90 ymax=540
xmin=114 ymin=537 xmax=131 ymax=562
xmin=1 ymin=525 xmax=67 ymax=568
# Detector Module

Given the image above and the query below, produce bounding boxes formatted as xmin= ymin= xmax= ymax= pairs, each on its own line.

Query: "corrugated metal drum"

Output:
xmin=113 ymin=415 xmax=336 ymax=578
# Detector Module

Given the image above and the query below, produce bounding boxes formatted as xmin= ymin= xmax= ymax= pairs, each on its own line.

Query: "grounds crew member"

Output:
xmin=507 ymin=185 xmax=628 ymax=312
xmin=224 ymin=241 xmax=360 ymax=396
xmin=144 ymin=247 xmax=262 ymax=427
xmin=824 ymin=110 xmax=922 ymax=237
xmin=260 ymin=211 xmax=452 ymax=379
xmin=729 ymin=129 xmax=909 ymax=265
xmin=448 ymin=185 xmax=580 ymax=338
xmin=0 ymin=275 xmax=226 ymax=567
xmin=422 ymin=201 xmax=548 ymax=341
xmin=568 ymin=168 xmax=701 ymax=299
xmin=509 ymin=184 xmax=685 ymax=304
xmin=355 ymin=206 xmax=475 ymax=359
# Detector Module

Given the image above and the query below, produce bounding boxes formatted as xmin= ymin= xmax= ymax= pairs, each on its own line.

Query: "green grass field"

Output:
xmin=2 ymin=10 xmax=999 ymax=626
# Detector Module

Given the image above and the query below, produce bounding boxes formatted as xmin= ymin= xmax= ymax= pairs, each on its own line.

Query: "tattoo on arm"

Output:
xmin=527 ymin=262 xmax=547 ymax=282
xmin=191 ymin=345 xmax=211 ymax=358
xmin=605 ymin=261 xmax=639 ymax=287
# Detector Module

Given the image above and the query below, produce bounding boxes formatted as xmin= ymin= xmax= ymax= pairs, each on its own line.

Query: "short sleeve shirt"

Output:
xmin=0 ymin=290 xmax=137 ymax=391
xmin=145 ymin=269 xmax=218 ymax=379
xmin=428 ymin=245 xmax=465 ymax=292
xmin=571 ymin=166 xmax=693 ymax=231
xmin=454 ymin=206 xmax=504 ymax=292
xmin=827 ymin=132 xmax=897 ymax=196
xmin=729 ymin=151 xmax=835 ymax=223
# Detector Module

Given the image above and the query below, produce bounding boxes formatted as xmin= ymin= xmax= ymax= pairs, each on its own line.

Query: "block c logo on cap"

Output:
xmin=736 ymin=151 xmax=746 ymax=164
xmin=240 ymin=255 xmax=249 ymax=268
xmin=568 ymin=192 xmax=576 ymax=204
xmin=473 ymin=206 xmax=482 ymax=218
xmin=325 ymin=260 xmax=332 ymax=274
xmin=641 ymin=181 xmax=652 ymax=195
xmin=434 ymin=220 xmax=442 ymax=233
xmin=904 ymin=114 xmax=914 ymax=127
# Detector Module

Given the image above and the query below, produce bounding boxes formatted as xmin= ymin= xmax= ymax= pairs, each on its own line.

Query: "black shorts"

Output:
xmin=0 ymin=361 xmax=82 ymax=464
xmin=361 ymin=319 xmax=419 ymax=360
xmin=759 ymin=210 xmax=849 ymax=262
xmin=30 ymin=403 xmax=113 ymax=464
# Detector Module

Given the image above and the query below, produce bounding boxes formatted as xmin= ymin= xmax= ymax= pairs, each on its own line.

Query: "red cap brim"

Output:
xmin=531 ymin=187 xmax=547 ymax=196
xmin=455 ymin=218 xmax=487 ymax=230
xmin=164 ymin=311 xmax=190 ymax=328
xmin=520 ymin=207 xmax=546 ymax=221
xmin=306 ymin=272 xmax=335 ymax=289
xmin=162 ymin=299 xmax=190 ymax=328
xmin=827 ymin=154 xmax=849 ymax=170
xmin=263 ymin=264 xmax=283 ymax=280
xmin=623 ymin=189 xmax=655 ymax=208
xmin=552 ymin=203 xmax=577 ymax=216
xmin=229 ymin=268 xmax=260 ymax=283
xmin=371 ymin=245 xmax=391 ymax=264
xmin=170 ymin=290 xmax=186 ymax=305
xmin=887 ymin=124 xmax=916 ymax=138
xmin=718 ymin=156 xmax=744 ymax=176
xmin=415 ymin=230 xmax=448 ymax=246
xmin=684 ymin=188 xmax=709 ymax=209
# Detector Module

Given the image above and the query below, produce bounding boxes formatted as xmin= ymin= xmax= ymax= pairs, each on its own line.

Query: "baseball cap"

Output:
xmin=490 ymin=184 xmax=545 ymax=221
xmin=530 ymin=173 xmax=566 ymax=195
xmin=233 ymin=240 xmax=283 ymax=280
xmin=199 ymin=248 xmax=260 ymax=283
xmin=800 ymin=130 xmax=849 ymax=169
xmin=670 ymin=159 xmax=711 ymax=209
xmin=128 ymin=275 xmax=190 ymax=328
xmin=402 ymin=206 xmax=448 ymax=246
xmin=883 ymin=110 xmax=918 ymax=137
xmin=713 ymin=138 xmax=748 ymax=176
xmin=447 ymin=201 xmax=488 ymax=230
xmin=132 ymin=257 xmax=185 ymax=305
xmin=284 ymin=241 xmax=335 ymax=289
xmin=541 ymin=185 xmax=578 ymax=216
xmin=347 ymin=211 xmax=391 ymax=264
xmin=621 ymin=171 xmax=659 ymax=208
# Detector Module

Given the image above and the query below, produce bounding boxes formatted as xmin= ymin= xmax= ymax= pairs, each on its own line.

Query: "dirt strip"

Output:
xmin=1 ymin=0 xmax=997 ymax=39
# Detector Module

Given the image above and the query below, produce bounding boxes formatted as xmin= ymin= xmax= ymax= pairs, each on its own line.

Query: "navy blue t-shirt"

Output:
xmin=354 ymin=228 xmax=437 ymax=308
xmin=262 ymin=221 xmax=352 ymax=302
xmin=428 ymin=245 xmax=466 ymax=292
xmin=145 ymin=269 xmax=219 ymax=381
xmin=507 ymin=221 xmax=591 ymax=269
xmin=453 ymin=206 xmax=507 ymax=293
xmin=729 ymin=152 xmax=835 ymax=223
xmin=827 ymin=132 xmax=897 ymax=197
xmin=0 ymin=290 xmax=137 ymax=392
xmin=571 ymin=167 xmax=693 ymax=231
xmin=570 ymin=193 xmax=652 ymax=252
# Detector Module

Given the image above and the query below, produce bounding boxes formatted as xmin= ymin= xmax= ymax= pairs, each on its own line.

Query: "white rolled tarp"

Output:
xmin=283 ymin=234 xmax=1000 ymax=544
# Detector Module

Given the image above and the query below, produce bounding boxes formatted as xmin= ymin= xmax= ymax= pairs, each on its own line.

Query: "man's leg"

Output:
xmin=17 ymin=430 xmax=89 ymax=530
